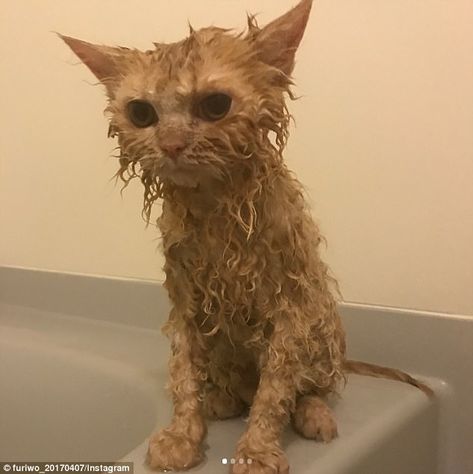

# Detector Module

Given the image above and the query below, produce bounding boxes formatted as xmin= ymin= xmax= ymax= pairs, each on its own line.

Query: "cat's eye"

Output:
xmin=126 ymin=100 xmax=159 ymax=128
xmin=197 ymin=93 xmax=232 ymax=122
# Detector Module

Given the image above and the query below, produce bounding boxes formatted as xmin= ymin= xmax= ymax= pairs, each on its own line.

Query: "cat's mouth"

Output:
xmin=154 ymin=155 xmax=211 ymax=189
xmin=158 ymin=163 xmax=199 ymax=188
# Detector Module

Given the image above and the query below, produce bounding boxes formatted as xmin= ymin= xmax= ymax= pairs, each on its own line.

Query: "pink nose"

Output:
xmin=160 ymin=138 xmax=188 ymax=158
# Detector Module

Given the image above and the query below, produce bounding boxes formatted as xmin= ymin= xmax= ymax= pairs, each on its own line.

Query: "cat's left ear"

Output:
xmin=59 ymin=34 xmax=124 ymax=86
xmin=254 ymin=0 xmax=313 ymax=75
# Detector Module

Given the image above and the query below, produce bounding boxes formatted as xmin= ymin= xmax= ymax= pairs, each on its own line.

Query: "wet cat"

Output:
xmin=61 ymin=1 xmax=431 ymax=472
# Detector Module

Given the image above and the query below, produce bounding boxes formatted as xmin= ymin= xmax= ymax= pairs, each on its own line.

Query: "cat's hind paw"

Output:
xmin=293 ymin=395 xmax=338 ymax=442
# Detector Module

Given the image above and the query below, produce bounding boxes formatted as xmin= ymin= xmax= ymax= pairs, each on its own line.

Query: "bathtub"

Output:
xmin=1 ymin=266 xmax=471 ymax=473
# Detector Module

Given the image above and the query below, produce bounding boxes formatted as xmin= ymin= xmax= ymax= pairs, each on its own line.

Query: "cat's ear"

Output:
xmin=59 ymin=34 xmax=123 ymax=84
xmin=254 ymin=0 xmax=313 ymax=75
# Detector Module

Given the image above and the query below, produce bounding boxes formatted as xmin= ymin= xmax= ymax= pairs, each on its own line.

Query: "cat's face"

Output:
xmin=61 ymin=0 xmax=312 ymax=189
xmin=106 ymin=29 xmax=286 ymax=189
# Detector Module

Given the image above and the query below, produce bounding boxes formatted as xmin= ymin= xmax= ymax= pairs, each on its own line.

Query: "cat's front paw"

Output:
xmin=230 ymin=449 xmax=289 ymax=474
xmin=147 ymin=428 xmax=203 ymax=471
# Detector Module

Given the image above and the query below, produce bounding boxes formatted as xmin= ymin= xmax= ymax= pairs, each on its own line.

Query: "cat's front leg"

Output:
xmin=231 ymin=317 xmax=300 ymax=474
xmin=148 ymin=313 xmax=207 ymax=471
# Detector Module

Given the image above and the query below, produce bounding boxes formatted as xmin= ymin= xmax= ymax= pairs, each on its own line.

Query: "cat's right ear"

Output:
xmin=58 ymin=34 xmax=122 ymax=85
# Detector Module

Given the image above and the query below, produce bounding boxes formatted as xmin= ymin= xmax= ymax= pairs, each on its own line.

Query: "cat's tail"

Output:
xmin=343 ymin=359 xmax=434 ymax=398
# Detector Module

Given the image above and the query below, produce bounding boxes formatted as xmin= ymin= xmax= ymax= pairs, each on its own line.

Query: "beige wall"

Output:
xmin=1 ymin=1 xmax=472 ymax=315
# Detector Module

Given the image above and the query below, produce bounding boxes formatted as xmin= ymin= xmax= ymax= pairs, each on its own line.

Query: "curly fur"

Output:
xmin=61 ymin=1 xmax=431 ymax=472
xmin=99 ymin=5 xmax=346 ymax=403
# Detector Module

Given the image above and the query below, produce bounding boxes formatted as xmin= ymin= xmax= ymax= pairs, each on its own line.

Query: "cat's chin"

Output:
xmin=155 ymin=158 xmax=200 ymax=188
xmin=160 ymin=171 xmax=224 ymax=190
xmin=162 ymin=173 xmax=200 ymax=189
xmin=157 ymin=158 xmax=223 ymax=190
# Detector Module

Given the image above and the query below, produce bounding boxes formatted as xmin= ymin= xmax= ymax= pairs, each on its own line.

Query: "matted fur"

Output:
xmin=99 ymin=7 xmax=346 ymax=399
xmin=61 ymin=1 xmax=430 ymax=472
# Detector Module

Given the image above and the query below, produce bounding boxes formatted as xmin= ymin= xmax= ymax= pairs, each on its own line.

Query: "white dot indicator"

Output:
xmin=221 ymin=458 xmax=228 ymax=465
xmin=239 ymin=458 xmax=245 ymax=464
xmin=230 ymin=458 xmax=236 ymax=464
xmin=247 ymin=458 xmax=253 ymax=464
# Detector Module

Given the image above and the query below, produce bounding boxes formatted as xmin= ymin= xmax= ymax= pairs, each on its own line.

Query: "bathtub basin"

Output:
xmin=1 ymin=266 xmax=471 ymax=473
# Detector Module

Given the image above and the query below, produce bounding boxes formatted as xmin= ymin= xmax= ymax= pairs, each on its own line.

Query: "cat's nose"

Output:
xmin=160 ymin=134 xmax=188 ymax=158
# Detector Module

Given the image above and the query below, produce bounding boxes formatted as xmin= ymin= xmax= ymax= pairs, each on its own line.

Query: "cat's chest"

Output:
xmin=162 ymin=217 xmax=227 ymax=267
xmin=159 ymin=200 xmax=273 ymax=341
xmin=160 ymin=204 xmax=244 ymax=269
